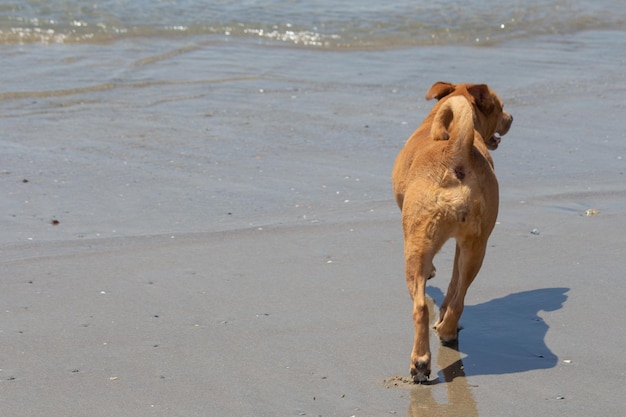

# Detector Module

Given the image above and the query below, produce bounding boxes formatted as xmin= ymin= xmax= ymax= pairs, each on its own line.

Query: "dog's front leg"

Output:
xmin=437 ymin=243 xmax=461 ymax=330
xmin=436 ymin=240 xmax=486 ymax=342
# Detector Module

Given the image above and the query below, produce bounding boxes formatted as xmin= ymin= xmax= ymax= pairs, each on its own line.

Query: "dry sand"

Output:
xmin=2 ymin=31 xmax=626 ymax=416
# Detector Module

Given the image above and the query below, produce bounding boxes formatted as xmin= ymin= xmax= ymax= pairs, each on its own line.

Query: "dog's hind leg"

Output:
xmin=403 ymin=241 xmax=435 ymax=383
xmin=402 ymin=208 xmax=450 ymax=382
xmin=405 ymin=245 xmax=430 ymax=383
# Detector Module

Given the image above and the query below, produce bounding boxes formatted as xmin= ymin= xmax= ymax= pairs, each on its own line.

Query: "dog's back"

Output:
xmin=393 ymin=95 xmax=496 ymax=220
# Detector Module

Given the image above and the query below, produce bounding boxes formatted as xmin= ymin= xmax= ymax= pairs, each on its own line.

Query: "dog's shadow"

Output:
xmin=427 ymin=286 xmax=569 ymax=377
xmin=404 ymin=287 xmax=568 ymax=416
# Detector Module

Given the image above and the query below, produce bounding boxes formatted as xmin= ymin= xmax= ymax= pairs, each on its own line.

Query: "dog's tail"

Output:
xmin=430 ymin=95 xmax=475 ymax=162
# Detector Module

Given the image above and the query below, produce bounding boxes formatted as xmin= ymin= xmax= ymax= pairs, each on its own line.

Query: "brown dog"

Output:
xmin=391 ymin=82 xmax=513 ymax=382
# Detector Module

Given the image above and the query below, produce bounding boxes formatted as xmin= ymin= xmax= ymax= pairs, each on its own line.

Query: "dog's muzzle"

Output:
xmin=487 ymin=111 xmax=513 ymax=150
xmin=498 ymin=111 xmax=513 ymax=136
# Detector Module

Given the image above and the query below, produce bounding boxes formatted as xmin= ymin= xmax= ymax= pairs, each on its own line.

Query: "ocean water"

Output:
xmin=1 ymin=0 xmax=624 ymax=47
xmin=1 ymin=1 xmax=625 ymax=242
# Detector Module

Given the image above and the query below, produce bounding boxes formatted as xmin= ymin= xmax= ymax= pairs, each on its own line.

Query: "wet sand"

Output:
xmin=2 ymin=31 xmax=626 ymax=416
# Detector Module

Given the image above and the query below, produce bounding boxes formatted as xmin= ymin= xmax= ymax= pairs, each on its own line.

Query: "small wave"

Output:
xmin=0 ymin=2 xmax=624 ymax=48
xmin=241 ymin=27 xmax=340 ymax=47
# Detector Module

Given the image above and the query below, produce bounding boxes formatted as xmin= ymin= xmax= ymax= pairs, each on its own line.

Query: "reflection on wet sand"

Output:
xmin=406 ymin=297 xmax=478 ymax=417
xmin=407 ymin=342 xmax=478 ymax=417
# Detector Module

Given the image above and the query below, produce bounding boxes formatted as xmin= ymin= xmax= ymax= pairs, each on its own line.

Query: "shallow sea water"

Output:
xmin=2 ymin=26 xmax=625 ymax=242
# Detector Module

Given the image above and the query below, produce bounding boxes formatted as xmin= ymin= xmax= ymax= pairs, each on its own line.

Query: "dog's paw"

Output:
xmin=435 ymin=323 xmax=459 ymax=344
xmin=410 ymin=357 xmax=431 ymax=384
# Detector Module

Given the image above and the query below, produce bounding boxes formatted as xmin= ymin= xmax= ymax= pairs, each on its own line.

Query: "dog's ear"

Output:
xmin=467 ymin=84 xmax=495 ymax=114
xmin=425 ymin=82 xmax=456 ymax=101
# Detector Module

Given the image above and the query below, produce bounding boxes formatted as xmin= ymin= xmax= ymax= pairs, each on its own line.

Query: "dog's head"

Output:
xmin=426 ymin=81 xmax=513 ymax=150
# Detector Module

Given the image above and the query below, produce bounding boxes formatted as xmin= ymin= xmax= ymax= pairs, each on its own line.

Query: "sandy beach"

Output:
xmin=2 ymin=27 xmax=626 ymax=416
